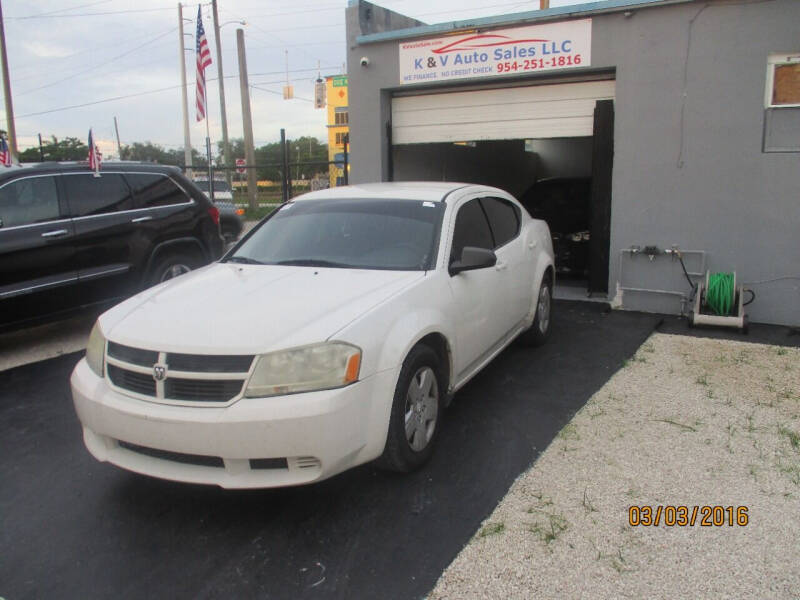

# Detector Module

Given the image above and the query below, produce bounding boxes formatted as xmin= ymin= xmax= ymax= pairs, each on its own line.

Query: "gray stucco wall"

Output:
xmin=346 ymin=0 xmax=800 ymax=326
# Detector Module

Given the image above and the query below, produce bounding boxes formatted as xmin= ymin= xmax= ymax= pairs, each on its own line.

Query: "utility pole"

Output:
xmin=37 ymin=133 xmax=44 ymax=161
xmin=113 ymin=116 xmax=122 ymax=158
xmin=211 ymin=0 xmax=231 ymax=187
xmin=237 ymin=28 xmax=257 ymax=212
xmin=0 ymin=0 xmax=18 ymax=161
xmin=178 ymin=3 xmax=192 ymax=173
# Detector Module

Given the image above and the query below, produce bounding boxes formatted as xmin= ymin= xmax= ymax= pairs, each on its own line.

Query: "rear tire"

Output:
xmin=148 ymin=252 xmax=199 ymax=287
xmin=519 ymin=273 xmax=552 ymax=347
xmin=377 ymin=344 xmax=444 ymax=472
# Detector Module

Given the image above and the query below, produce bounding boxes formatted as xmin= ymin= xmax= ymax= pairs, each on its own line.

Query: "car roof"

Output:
xmin=295 ymin=181 xmax=508 ymax=203
xmin=0 ymin=162 xmax=182 ymax=182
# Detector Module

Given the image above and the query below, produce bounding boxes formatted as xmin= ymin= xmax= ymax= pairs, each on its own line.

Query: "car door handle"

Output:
xmin=131 ymin=216 xmax=153 ymax=223
xmin=41 ymin=229 xmax=68 ymax=238
xmin=495 ymin=261 xmax=508 ymax=271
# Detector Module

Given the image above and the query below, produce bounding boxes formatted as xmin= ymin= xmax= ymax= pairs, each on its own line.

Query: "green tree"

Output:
xmin=220 ymin=136 xmax=328 ymax=182
xmin=120 ymin=142 xmax=208 ymax=167
xmin=19 ymin=136 xmax=88 ymax=162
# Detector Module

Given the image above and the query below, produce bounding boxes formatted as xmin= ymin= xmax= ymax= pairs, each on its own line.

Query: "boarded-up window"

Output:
xmin=773 ymin=63 xmax=800 ymax=106
xmin=766 ymin=54 xmax=800 ymax=108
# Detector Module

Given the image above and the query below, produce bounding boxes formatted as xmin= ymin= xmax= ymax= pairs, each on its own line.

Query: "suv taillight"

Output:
xmin=208 ymin=206 xmax=220 ymax=225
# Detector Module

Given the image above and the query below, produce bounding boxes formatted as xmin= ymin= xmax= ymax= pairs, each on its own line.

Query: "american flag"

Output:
xmin=87 ymin=129 xmax=102 ymax=174
xmin=0 ymin=137 xmax=11 ymax=167
xmin=196 ymin=5 xmax=212 ymax=122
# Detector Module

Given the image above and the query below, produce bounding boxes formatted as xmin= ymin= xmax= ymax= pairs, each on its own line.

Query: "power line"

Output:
xmin=7 ymin=6 xmax=182 ymax=20
xmin=16 ymin=27 xmax=178 ymax=96
xmin=13 ymin=0 xmax=117 ymax=19
xmin=12 ymin=71 xmax=342 ymax=118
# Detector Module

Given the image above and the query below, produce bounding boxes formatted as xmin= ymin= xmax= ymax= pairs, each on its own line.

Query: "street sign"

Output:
xmin=235 ymin=158 xmax=246 ymax=174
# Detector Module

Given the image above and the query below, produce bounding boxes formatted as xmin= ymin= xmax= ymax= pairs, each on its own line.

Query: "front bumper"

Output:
xmin=71 ymin=358 xmax=397 ymax=488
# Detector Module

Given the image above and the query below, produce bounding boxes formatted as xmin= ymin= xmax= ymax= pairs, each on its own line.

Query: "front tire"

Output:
xmin=377 ymin=344 xmax=444 ymax=472
xmin=519 ymin=273 xmax=552 ymax=347
xmin=148 ymin=252 xmax=199 ymax=286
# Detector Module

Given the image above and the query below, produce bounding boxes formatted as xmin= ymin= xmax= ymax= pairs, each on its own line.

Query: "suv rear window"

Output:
xmin=127 ymin=173 xmax=191 ymax=208
xmin=63 ymin=173 xmax=133 ymax=217
xmin=0 ymin=176 xmax=60 ymax=227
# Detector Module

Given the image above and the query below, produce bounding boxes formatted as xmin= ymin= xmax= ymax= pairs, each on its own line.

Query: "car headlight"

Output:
xmin=86 ymin=321 xmax=106 ymax=377
xmin=244 ymin=342 xmax=361 ymax=398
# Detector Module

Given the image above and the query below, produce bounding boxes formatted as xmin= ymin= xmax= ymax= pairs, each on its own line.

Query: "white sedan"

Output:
xmin=71 ymin=182 xmax=554 ymax=488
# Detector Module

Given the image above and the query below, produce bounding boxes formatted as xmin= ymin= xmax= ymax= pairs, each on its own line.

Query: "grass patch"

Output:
xmin=654 ymin=418 xmax=698 ymax=433
xmin=528 ymin=512 xmax=568 ymax=544
xmin=779 ymin=426 xmax=800 ymax=450
xmin=695 ymin=374 xmax=709 ymax=386
xmin=558 ymin=423 xmax=580 ymax=441
xmin=582 ymin=488 xmax=598 ymax=514
xmin=478 ymin=522 xmax=505 ymax=538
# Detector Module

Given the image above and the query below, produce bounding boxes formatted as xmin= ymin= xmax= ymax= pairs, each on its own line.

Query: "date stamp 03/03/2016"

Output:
xmin=629 ymin=505 xmax=749 ymax=527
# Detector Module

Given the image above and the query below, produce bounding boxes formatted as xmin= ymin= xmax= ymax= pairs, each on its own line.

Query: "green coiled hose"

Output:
xmin=706 ymin=272 xmax=735 ymax=316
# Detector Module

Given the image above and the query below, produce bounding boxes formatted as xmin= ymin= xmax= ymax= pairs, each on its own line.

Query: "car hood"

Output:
xmin=100 ymin=263 xmax=425 ymax=354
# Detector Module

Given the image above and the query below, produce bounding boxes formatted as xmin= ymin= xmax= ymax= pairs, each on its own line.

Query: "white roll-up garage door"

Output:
xmin=392 ymin=79 xmax=615 ymax=144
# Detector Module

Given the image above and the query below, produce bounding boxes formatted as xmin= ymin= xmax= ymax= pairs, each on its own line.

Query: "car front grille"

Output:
xmin=105 ymin=342 xmax=254 ymax=405
xmin=165 ymin=377 xmax=245 ymax=402
xmin=118 ymin=440 xmax=224 ymax=468
xmin=108 ymin=364 xmax=157 ymax=396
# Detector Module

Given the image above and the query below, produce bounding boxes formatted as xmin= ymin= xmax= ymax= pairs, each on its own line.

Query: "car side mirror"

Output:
xmin=449 ymin=246 xmax=497 ymax=276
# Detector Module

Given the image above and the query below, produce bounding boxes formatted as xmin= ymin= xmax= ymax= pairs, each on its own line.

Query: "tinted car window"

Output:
xmin=480 ymin=197 xmax=520 ymax=248
xmin=127 ymin=173 xmax=190 ymax=208
xmin=450 ymin=199 xmax=493 ymax=263
xmin=63 ymin=173 xmax=133 ymax=217
xmin=194 ymin=180 xmax=231 ymax=193
xmin=0 ymin=176 xmax=60 ymax=227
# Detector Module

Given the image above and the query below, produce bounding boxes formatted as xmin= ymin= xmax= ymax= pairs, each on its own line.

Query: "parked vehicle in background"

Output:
xmin=0 ymin=162 xmax=224 ymax=332
xmin=192 ymin=177 xmax=244 ymax=243
xmin=71 ymin=182 xmax=554 ymax=489
xmin=519 ymin=177 xmax=591 ymax=279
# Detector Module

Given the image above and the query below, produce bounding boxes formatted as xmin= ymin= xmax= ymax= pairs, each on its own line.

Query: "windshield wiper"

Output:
xmin=225 ymin=256 xmax=265 ymax=265
xmin=273 ymin=258 xmax=352 ymax=268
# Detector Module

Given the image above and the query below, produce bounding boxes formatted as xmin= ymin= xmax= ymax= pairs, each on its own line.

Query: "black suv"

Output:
xmin=0 ymin=162 xmax=225 ymax=331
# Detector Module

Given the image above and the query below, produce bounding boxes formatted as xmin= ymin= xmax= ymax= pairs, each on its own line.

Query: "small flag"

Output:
xmin=0 ymin=137 xmax=11 ymax=167
xmin=196 ymin=6 xmax=212 ymax=122
xmin=88 ymin=129 xmax=102 ymax=176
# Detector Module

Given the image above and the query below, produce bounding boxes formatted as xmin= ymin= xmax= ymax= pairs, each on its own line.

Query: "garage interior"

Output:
xmin=390 ymin=79 xmax=615 ymax=297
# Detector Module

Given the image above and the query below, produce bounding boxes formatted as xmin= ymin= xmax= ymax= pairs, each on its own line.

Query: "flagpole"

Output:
xmin=204 ymin=78 xmax=214 ymax=203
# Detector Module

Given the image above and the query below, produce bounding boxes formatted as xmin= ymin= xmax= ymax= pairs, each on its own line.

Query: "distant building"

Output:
xmin=326 ymin=75 xmax=349 ymax=187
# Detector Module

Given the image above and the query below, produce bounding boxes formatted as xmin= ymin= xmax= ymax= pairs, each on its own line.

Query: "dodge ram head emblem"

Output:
xmin=153 ymin=364 xmax=167 ymax=381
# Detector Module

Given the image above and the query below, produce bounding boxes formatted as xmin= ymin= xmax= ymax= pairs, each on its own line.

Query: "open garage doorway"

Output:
xmin=390 ymin=81 xmax=614 ymax=296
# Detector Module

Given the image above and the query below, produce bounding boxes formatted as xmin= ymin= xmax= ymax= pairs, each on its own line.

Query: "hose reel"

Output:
xmin=689 ymin=271 xmax=749 ymax=332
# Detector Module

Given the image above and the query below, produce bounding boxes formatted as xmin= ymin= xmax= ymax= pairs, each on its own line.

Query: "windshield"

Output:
xmin=194 ymin=180 xmax=231 ymax=193
xmin=227 ymin=198 xmax=444 ymax=271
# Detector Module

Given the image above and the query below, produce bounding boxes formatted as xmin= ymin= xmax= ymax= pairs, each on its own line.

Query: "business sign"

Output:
xmin=399 ymin=19 xmax=591 ymax=85
xmin=235 ymin=158 xmax=246 ymax=174
xmin=332 ymin=75 xmax=348 ymax=87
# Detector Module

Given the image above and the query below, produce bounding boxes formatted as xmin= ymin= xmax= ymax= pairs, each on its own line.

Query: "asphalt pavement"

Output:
xmin=1 ymin=301 xmax=663 ymax=600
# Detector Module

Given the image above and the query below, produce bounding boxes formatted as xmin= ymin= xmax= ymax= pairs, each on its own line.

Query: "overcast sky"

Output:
xmin=2 ymin=0 xmax=581 ymax=156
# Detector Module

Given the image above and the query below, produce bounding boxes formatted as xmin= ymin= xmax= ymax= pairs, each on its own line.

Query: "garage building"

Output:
xmin=344 ymin=0 xmax=800 ymax=326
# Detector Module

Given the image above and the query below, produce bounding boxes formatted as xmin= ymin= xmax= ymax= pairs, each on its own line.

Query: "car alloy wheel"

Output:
xmin=160 ymin=263 xmax=192 ymax=282
xmin=537 ymin=283 xmax=551 ymax=334
xmin=404 ymin=366 xmax=439 ymax=452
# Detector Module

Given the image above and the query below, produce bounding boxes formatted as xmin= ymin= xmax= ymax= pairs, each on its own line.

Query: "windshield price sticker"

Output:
xmin=399 ymin=19 xmax=591 ymax=85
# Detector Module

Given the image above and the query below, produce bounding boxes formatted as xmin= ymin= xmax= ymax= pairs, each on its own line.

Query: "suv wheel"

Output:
xmin=377 ymin=344 xmax=443 ymax=472
xmin=149 ymin=252 xmax=199 ymax=286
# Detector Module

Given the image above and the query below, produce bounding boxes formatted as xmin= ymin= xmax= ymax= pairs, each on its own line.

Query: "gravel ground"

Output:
xmin=431 ymin=333 xmax=800 ymax=599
